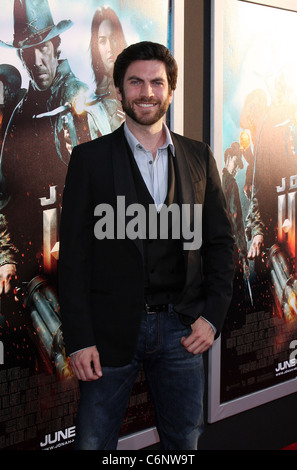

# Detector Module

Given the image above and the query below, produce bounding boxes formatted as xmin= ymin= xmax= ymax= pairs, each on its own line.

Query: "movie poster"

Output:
xmin=0 ymin=0 xmax=170 ymax=449
xmin=209 ymin=0 xmax=297 ymax=422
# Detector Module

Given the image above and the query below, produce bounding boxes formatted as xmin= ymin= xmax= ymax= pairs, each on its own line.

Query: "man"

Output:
xmin=0 ymin=0 xmax=111 ymax=291
xmin=222 ymin=142 xmax=252 ymax=323
xmin=59 ymin=41 xmax=234 ymax=450
xmin=0 ymin=0 xmax=111 ymax=371
xmin=222 ymin=142 xmax=248 ymax=272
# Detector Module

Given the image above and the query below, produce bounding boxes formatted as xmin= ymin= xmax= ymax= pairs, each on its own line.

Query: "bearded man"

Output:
xmin=59 ymin=41 xmax=234 ymax=450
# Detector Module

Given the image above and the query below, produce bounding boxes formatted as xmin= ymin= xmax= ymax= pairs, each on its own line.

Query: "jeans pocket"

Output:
xmin=165 ymin=310 xmax=192 ymax=352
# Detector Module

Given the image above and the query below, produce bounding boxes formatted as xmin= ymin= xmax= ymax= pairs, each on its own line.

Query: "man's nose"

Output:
xmin=33 ymin=48 xmax=43 ymax=67
xmin=140 ymin=82 xmax=154 ymax=98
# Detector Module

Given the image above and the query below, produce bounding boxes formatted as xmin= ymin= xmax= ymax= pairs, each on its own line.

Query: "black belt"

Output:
xmin=145 ymin=303 xmax=174 ymax=314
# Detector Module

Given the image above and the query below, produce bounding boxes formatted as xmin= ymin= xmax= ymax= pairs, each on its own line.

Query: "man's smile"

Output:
xmin=135 ymin=101 xmax=158 ymax=109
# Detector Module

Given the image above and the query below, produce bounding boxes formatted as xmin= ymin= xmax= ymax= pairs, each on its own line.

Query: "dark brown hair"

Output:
xmin=113 ymin=41 xmax=178 ymax=93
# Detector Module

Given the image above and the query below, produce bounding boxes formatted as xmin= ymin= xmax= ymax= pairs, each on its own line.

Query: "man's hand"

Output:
xmin=63 ymin=128 xmax=73 ymax=155
xmin=181 ymin=317 xmax=215 ymax=354
xmin=70 ymin=346 xmax=102 ymax=381
xmin=0 ymin=263 xmax=16 ymax=294
xmin=248 ymin=234 xmax=263 ymax=259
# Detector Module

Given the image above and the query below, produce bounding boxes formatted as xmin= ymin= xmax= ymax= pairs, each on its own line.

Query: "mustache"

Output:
xmin=134 ymin=98 xmax=159 ymax=104
xmin=32 ymin=66 xmax=48 ymax=74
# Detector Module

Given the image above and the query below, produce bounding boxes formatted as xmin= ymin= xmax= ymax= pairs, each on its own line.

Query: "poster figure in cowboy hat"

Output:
xmin=0 ymin=0 xmax=111 ymax=374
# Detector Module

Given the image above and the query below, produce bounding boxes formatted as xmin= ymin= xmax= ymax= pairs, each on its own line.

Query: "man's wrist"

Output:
xmin=200 ymin=316 xmax=216 ymax=335
xmin=70 ymin=346 xmax=96 ymax=356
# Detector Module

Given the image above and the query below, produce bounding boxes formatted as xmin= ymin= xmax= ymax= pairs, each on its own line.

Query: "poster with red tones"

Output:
xmin=0 ymin=0 xmax=175 ymax=450
xmin=208 ymin=0 xmax=297 ymax=422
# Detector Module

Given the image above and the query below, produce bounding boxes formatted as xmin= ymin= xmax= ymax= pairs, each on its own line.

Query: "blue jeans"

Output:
xmin=74 ymin=309 xmax=205 ymax=450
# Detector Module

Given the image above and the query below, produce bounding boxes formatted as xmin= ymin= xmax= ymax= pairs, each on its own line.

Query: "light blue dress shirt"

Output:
xmin=124 ymin=122 xmax=174 ymax=211
xmin=124 ymin=122 xmax=216 ymax=335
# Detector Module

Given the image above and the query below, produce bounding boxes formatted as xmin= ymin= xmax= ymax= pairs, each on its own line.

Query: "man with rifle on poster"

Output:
xmin=0 ymin=0 xmax=112 ymax=374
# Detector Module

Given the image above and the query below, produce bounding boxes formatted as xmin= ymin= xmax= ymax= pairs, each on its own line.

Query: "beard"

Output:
xmin=121 ymin=93 xmax=171 ymax=126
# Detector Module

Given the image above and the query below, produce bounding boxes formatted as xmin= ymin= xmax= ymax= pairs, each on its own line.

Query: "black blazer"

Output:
xmin=59 ymin=124 xmax=234 ymax=366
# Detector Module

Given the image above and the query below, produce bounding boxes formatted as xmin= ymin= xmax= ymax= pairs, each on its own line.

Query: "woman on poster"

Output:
xmin=90 ymin=6 xmax=126 ymax=130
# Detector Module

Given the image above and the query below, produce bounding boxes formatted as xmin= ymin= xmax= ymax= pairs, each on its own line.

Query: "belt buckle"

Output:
xmin=145 ymin=303 xmax=171 ymax=314
xmin=146 ymin=304 xmax=157 ymax=314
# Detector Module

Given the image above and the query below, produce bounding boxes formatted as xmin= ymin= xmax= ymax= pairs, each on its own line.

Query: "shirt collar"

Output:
xmin=124 ymin=121 xmax=175 ymax=156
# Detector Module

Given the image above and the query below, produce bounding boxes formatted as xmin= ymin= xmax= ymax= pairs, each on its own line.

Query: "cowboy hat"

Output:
xmin=0 ymin=0 xmax=73 ymax=49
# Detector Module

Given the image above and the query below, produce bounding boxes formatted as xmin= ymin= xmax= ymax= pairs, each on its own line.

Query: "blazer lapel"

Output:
xmin=171 ymin=133 xmax=196 ymax=202
xmin=111 ymin=125 xmax=143 ymax=256
xmin=171 ymin=132 xmax=196 ymax=222
xmin=171 ymin=133 xmax=199 ymax=280
xmin=111 ymin=127 xmax=198 ymax=260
